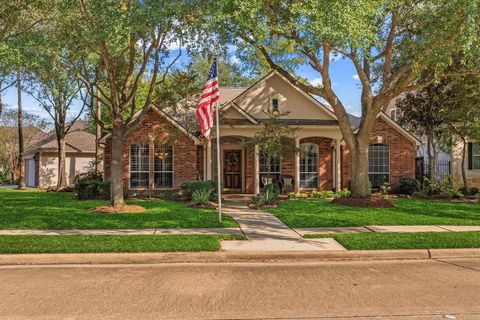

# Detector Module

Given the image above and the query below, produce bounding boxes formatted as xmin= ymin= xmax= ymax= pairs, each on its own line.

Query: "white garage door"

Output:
xmin=26 ymin=159 xmax=36 ymax=187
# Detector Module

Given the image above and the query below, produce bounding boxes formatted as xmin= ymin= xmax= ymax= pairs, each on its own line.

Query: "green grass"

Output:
xmin=267 ymin=199 xmax=480 ymax=228
xmin=0 ymin=189 xmax=237 ymax=229
xmin=0 ymin=234 xmax=244 ymax=254
xmin=305 ymin=231 xmax=480 ymax=250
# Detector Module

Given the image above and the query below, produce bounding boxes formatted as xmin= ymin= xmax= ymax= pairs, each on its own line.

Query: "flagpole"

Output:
xmin=214 ymin=59 xmax=222 ymax=223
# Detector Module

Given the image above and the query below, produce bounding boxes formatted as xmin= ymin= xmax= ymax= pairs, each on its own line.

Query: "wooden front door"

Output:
xmin=223 ymin=150 xmax=242 ymax=191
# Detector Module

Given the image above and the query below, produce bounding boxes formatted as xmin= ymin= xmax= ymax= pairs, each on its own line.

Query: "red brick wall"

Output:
xmin=299 ymin=137 xmax=334 ymax=190
xmin=341 ymin=117 xmax=416 ymax=191
xmin=104 ymin=108 xmax=200 ymax=192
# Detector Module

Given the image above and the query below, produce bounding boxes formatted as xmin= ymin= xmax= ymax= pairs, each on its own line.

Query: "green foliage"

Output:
xmin=422 ymin=175 xmax=452 ymax=195
xmin=450 ymin=190 xmax=464 ymax=199
xmin=379 ymin=183 xmax=391 ymax=195
xmin=399 ymin=178 xmax=421 ymax=195
xmin=470 ymin=187 xmax=479 ymax=196
xmin=191 ymin=188 xmax=214 ymax=206
xmin=254 ymin=183 xmax=279 ymax=206
xmin=74 ymin=169 xmax=110 ymax=200
xmin=287 ymin=192 xmax=296 ymax=199
xmin=335 ymin=188 xmax=351 ymax=198
xmin=180 ymin=180 xmax=217 ymax=201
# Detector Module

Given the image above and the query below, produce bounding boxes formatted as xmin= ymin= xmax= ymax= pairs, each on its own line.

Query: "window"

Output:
xmin=271 ymin=98 xmax=279 ymax=113
xmin=130 ymin=143 xmax=149 ymax=189
xmin=300 ymin=143 xmax=318 ymax=188
xmin=154 ymin=144 xmax=173 ymax=188
xmin=390 ymin=108 xmax=401 ymax=122
xmin=259 ymin=150 xmax=281 ymax=186
xmin=469 ymin=142 xmax=480 ymax=170
xmin=368 ymin=144 xmax=390 ymax=188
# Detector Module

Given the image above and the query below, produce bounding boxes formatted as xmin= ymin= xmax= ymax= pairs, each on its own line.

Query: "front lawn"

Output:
xmin=0 ymin=234 xmax=244 ymax=254
xmin=305 ymin=231 xmax=480 ymax=250
xmin=267 ymin=199 xmax=480 ymax=228
xmin=0 ymin=189 xmax=237 ymax=229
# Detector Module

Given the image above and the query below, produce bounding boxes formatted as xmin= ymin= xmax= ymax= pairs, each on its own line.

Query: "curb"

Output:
xmin=0 ymin=249 xmax=479 ymax=266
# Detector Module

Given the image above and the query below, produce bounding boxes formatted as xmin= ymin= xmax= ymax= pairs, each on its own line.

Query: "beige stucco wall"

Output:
xmin=38 ymin=152 xmax=97 ymax=188
xmin=451 ymin=140 xmax=480 ymax=188
xmin=226 ymin=73 xmax=335 ymax=120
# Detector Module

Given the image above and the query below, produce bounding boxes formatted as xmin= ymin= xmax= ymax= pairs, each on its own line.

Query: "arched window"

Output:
xmin=368 ymin=144 xmax=390 ymax=188
xmin=130 ymin=143 xmax=149 ymax=189
xmin=300 ymin=143 xmax=318 ymax=188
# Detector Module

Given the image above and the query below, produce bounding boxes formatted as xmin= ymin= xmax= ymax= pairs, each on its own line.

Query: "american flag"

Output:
xmin=196 ymin=58 xmax=219 ymax=139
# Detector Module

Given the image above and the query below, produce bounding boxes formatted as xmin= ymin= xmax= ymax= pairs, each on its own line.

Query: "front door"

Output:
xmin=223 ymin=150 xmax=242 ymax=191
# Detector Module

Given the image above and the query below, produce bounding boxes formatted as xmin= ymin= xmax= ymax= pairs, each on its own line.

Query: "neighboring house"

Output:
xmin=451 ymin=140 xmax=480 ymax=188
xmin=103 ymin=70 xmax=421 ymax=195
xmin=383 ymin=98 xmax=451 ymax=173
xmin=24 ymin=122 xmax=101 ymax=188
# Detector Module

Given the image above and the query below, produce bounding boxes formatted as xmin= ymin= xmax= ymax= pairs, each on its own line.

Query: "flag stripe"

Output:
xmin=195 ymin=58 xmax=219 ymax=140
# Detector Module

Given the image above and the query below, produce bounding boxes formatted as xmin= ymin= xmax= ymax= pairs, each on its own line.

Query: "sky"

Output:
xmin=1 ymin=48 xmax=363 ymax=122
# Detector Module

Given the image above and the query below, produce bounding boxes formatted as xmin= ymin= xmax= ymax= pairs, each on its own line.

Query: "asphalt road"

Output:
xmin=1 ymin=258 xmax=479 ymax=319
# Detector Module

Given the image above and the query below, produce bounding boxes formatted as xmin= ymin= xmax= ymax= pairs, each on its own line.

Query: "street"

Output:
xmin=0 ymin=257 xmax=479 ymax=319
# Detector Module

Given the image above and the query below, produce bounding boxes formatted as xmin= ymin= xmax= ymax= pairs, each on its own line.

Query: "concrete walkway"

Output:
xmin=295 ymin=225 xmax=480 ymax=236
xmin=0 ymin=228 xmax=243 ymax=236
xmin=220 ymin=200 xmax=346 ymax=251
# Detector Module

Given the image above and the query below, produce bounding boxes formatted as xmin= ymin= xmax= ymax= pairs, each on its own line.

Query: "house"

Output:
xmin=384 ymin=97 xmax=480 ymax=188
xmin=24 ymin=122 xmax=101 ymax=188
xmin=103 ymin=70 xmax=421 ymax=195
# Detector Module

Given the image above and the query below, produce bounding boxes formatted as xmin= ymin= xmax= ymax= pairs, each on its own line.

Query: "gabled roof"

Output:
xmin=351 ymin=112 xmax=422 ymax=146
xmin=25 ymin=122 xmax=98 ymax=154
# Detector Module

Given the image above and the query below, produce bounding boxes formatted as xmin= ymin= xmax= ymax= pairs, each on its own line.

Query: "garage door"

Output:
xmin=26 ymin=159 xmax=36 ymax=187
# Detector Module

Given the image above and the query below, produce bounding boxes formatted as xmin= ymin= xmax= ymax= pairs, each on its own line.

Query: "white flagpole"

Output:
xmin=214 ymin=59 xmax=222 ymax=223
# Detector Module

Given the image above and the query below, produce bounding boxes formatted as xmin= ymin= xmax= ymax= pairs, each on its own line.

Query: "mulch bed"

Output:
xmin=90 ymin=205 xmax=146 ymax=213
xmin=331 ymin=197 xmax=395 ymax=208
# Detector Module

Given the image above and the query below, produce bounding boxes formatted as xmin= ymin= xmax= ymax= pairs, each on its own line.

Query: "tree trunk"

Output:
xmin=349 ymin=142 xmax=371 ymax=198
xmin=56 ymin=135 xmax=68 ymax=190
xmin=16 ymin=71 xmax=25 ymax=189
xmin=461 ymin=138 xmax=468 ymax=190
xmin=95 ymin=89 xmax=102 ymax=174
xmin=426 ymin=133 xmax=434 ymax=179
xmin=110 ymin=125 xmax=126 ymax=208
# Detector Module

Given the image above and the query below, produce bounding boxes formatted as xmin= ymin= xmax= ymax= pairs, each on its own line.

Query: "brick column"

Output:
xmin=295 ymin=138 xmax=300 ymax=195
xmin=254 ymin=145 xmax=260 ymax=195
xmin=206 ymin=140 xmax=212 ymax=180
xmin=335 ymin=139 xmax=341 ymax=191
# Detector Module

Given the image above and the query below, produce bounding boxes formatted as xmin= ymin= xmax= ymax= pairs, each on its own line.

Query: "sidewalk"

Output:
xmin=0 ymin=228 xmax=243 ymax=236
xmin=295 ymin=225 xmax=480 ymax=236
xmin=220 ymin=200 xmax=346 ymax=251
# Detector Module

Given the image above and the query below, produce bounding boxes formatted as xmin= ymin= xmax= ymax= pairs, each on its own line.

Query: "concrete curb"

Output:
xmin=1 ymin=248 xmax=479 ymax=266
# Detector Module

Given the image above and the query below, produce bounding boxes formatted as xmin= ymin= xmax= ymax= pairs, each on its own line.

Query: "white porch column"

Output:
xmin=295 ymin=138 xmax=300 ymax=195
xmin=335 ymin=139 xmax=342 ymax=191
xmin=254 ymin=145 xmax=260 ymax=195
xmin=206 ymin=140 xmax=212 ymax=180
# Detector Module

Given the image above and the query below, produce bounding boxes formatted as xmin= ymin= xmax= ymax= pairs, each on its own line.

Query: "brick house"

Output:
xmin=103 ymin=70 xmax=421 ymax=195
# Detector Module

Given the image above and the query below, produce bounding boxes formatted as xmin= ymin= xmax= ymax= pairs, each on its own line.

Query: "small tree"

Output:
xmin=442 ymin=75 xmax=480 ymax=189
xmin=396 ymin=83 xmax=449 ymax=178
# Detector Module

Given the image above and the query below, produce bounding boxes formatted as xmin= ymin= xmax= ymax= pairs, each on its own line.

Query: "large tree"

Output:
xmin=57 ymin=0 xmax=196 ymax=208
xmin=211 ymin=0 xmax=480 ymax=197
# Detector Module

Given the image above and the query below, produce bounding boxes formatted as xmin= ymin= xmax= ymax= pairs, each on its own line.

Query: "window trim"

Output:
xmin=470 ymin=142 xmax=480 ymax=171
xmin=368 ymin=143 xmax=390 ymax=188
xmin=390 ymin=108 xmax=401 ymax=122
xmin=300 ymin=142 xmax=319 ymax=189
xmin=153 ymin=144 xmax=174 ymax=190
xmin=129 ymin=143 xmax=150 ymax=190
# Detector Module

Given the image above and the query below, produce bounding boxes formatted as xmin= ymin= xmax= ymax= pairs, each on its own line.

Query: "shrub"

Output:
xmin=299 ymin=192 xmax=309 ymax=199
xmin=191 ymin=188 xmax=214 ymax=206
xmin=254 ymin=183 xmax=279 ymax=206
xmin=470 ymin=187 xmax=479 ymax=196
xmin=311 ymin=190 xmax=320 ymax=198
xmin=422 ymin=174 xmax=452 ymax=195
xmin=318 ymin=190 xmax=335 ymax=199
xmin=74 ymin=169 xmax=109 ymax=200
xmin=287 ymin=191 xmax=296 ymax=199
xmin=399 ymin=178 xmax=421 ymax=195
xmin=451 ymin=190 xmax=464 ymax=199
xmin=335 ymin=188 xmax=351 ymax=198
xmin=180 ymin=180 xmax=217 ymax=200
xmin=379 ymin=183 xmax=391 ymax=195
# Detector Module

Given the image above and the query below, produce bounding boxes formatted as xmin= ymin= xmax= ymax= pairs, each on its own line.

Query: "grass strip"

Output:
xmin=305 ymin=231 xmax=480 ymax=250
xmin=0 ymin=234 xmax=244 ymax=254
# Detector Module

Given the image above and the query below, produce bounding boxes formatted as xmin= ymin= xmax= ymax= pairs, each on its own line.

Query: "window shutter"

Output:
xmin=468 ymin=142 xmax=473 ymax=170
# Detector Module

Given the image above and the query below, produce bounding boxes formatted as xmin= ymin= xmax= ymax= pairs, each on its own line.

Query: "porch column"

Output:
xmin=335 ymin=139 xmax=342 ymax=191
xmin=254 ymin=145 xmax=260 ymax=195
xmin=206 ymin=140 xmax=212 ymax=180
xmin=295 ymin=137 xmax=300 ymax=195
